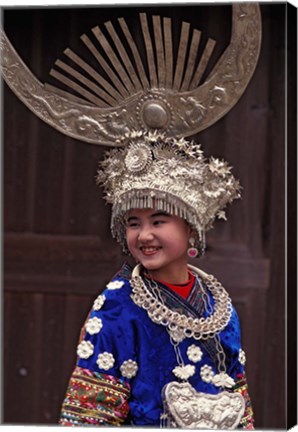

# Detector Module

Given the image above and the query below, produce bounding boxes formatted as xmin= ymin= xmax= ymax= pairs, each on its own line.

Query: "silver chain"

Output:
xmin=147 ymin=277 xmax=185 ymax=367
xmin=198 ymin=277 xmax=227 ymax=374
xmin=145 ymin=274 xmax=227 ymax=374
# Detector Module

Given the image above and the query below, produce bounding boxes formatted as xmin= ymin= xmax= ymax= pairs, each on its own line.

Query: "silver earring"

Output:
xmin=187 ymin=237 xmax=198 ymax=258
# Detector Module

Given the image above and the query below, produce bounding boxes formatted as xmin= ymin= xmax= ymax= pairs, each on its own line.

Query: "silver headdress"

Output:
xmin=1 ymin=5 xmax=262 ymax=253
xmin=96 ymin=130 xmax=241 ymax=252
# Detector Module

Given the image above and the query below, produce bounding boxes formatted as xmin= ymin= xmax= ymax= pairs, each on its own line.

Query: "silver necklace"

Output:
xmin=130 ymin=264 xmax=233 ymax=340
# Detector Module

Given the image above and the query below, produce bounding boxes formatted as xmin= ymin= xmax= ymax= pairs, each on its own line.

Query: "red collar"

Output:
xmin=146 ymin=271 xmax=195 ymax=300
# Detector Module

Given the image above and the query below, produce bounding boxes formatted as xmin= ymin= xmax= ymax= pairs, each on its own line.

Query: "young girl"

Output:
xmin=59 ymin=132 xmax=254 ymax=429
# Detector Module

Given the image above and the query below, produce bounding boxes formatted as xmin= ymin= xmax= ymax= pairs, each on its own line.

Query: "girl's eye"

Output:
xmin=153 ymin=220 xmax=166 ymax=226
xmin=127 ymin=222 xmax=139 ymax=228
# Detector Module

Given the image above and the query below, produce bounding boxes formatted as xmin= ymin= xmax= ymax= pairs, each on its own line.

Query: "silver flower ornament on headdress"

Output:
xmin=96 ymin=131 xmax=241 ymax=253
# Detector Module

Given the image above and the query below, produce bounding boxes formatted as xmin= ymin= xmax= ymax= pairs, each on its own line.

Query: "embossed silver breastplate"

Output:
xmin=163 ymin=381 xmax=245 ymax=429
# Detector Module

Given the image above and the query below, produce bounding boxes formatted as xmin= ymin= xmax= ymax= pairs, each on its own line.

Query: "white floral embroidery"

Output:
xmin=120 ymin=360 xmax=138 ymax=378
xmin=85 ymin=317 xmax=103 ymax=335
xmin=172 ymin=364 xmax=195 ymax=380
xmin=93 ymin=295 xmax=106 ymax=311
xmin=212 ymin=372 xmax=235 ymax=388
xmin=107 ymin=280 xmax=125 ymax=290
xmin=77 ymin=340 xmax=94 ymax=359
xmin=238 ymin=348 xmax=246 ymax=365
xmin=187 ymin=345 xmax=203 ymax=363
xmin=200 ymin=364 xmax=215 ymax=383
xmin=97 ymin=352 xmax=115 ymax=370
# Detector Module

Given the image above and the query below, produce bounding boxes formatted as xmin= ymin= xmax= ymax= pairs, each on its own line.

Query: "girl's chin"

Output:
xmin=137 ymin=259 xmax=163 ymax=271
xmin=138 ymin=258 xmax=160 ymax=267
xmin=135 ymin=251 xmax=163 ymax=264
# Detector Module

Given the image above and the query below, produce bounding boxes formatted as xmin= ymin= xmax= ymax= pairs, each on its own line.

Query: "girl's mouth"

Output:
xmin=140 ymin=246 xmax=162 ymax=256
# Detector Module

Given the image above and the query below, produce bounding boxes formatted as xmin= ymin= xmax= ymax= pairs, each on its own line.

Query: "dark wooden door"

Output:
xmin=3 ymin=4 xmax=291 ymax=428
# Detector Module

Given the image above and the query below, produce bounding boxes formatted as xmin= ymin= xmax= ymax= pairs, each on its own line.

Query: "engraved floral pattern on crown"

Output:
xmin=124 ymin=142 xmax=153 ymax=174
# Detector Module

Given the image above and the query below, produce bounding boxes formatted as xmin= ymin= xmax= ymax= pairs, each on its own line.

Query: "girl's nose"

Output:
xmin=138 ymin=226 xmax=154 ymax=243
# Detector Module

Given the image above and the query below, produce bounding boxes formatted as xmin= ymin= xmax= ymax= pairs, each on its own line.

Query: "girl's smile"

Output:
xmin=125 ymin=208 xmax=191 ymax=284
xmin=140 ymin=246 xmax=162 ymax=256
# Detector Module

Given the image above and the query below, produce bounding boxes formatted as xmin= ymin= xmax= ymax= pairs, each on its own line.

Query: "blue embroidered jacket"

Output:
xmin=59 ymin=264 xmax=254 ymax=428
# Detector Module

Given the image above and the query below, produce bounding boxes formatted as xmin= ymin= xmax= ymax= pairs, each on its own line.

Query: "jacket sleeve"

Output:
xmin=232 ymin=372 xmax=254 ymax=430
xmin=222 ymin=307 xmax=255 ymax=430
xmin=59 ymin=278 xmax=137 ymax=426
xmin=59 ymin=367 xmax=131 ymax=426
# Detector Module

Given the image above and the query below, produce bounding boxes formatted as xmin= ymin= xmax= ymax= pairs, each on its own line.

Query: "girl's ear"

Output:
xmin=184 ymin=220 xmax=196 ymax=240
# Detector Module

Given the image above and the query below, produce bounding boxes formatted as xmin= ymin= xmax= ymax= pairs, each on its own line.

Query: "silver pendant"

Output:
xmin=163 ymin=381 xmax=245 ymax=429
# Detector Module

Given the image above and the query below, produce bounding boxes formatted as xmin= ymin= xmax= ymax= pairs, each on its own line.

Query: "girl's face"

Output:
xmin=125 ymin=208 xmax=191 ymax=283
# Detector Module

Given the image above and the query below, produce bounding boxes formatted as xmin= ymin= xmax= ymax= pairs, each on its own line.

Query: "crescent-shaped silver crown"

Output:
xmin=1 ymin=4 xmax=262 ymax=147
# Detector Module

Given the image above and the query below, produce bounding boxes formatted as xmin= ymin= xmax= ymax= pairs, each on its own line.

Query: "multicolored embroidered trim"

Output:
xmin=59 ymin=367 xmax=131 ymax=426
xmin=233 ymin=373 xmax=255 ymax=430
